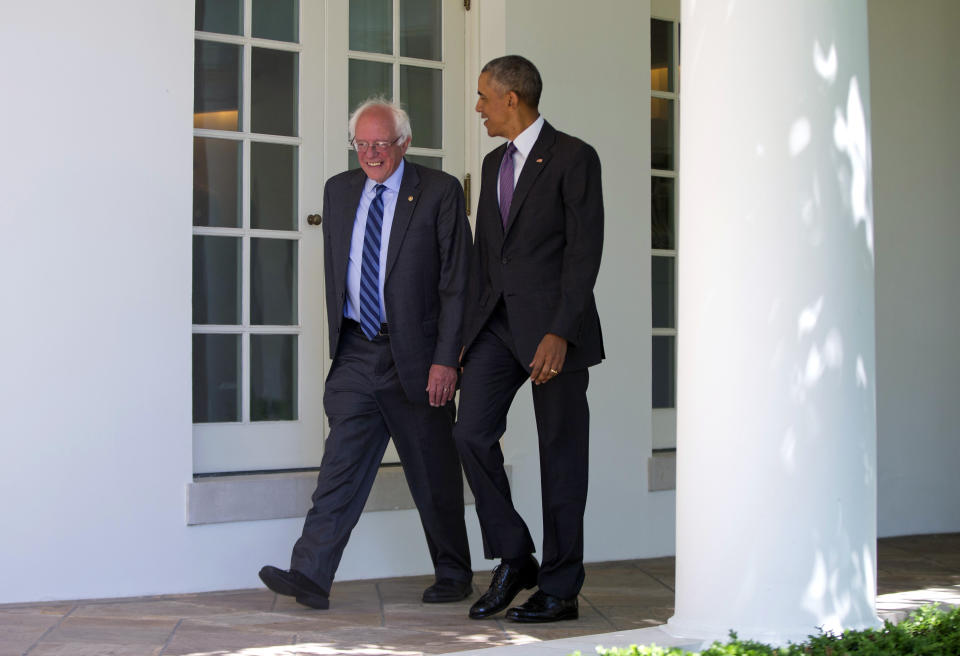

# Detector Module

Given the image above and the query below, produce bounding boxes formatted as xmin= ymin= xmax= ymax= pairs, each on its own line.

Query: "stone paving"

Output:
xmin=2 ymin=533 xmax=958 ymax=656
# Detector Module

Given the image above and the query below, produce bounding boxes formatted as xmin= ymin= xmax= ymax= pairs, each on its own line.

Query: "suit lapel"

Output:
xmin=384 ymin=160 xmax=420 ymax=282
xmin=333 ymin=170 xmax=366 ymax=294
xmin=504 ymin=121 xmax=556 ymax=236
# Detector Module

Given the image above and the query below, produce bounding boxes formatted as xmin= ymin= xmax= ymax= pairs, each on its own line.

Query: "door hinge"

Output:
xmin=463 ymin=173 xmax=471 ymax=215
xmin=464 ymin=0 xmax=471 ymax=10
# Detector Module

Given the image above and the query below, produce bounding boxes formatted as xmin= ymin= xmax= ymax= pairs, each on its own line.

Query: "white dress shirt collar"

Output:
xmin=511 ymin=115 xmax=544 ymax=160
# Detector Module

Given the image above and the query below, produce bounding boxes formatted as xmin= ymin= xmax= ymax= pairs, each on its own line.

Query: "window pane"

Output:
xmin=651 ymin=97 xmax=674 ymax=170
xmin=651 ymin=176 xmax=675 ymax=250
xmin=349 ymin=59 xmax=392 ymax=115
xmin=252 ymin=0 xmax=298 ymax=42
xmin=196 ymin=0 xmax=241 ymax=35
xmin=406 ymin=154 xmax=442 ymax=170
xmin=193 ymin=236 xmax=241 ymax=325
xmin=652 ymin=336 xmax=676 ymax=408
xmin=251 ymin=335 xmax=297 ymax=421
xmin=194 ymin=41 xmax=241 ymax=131
xmin=194 ymin=137 xmax=240 ymax=228
xmin=400 ymin=0 xmax=441 ymax=61
xmin=251 ymin=238 xmax=297 ymax=325
xmin=350 ymin=0 xmax=392 ymax=54
xmin=251 ymin=142 xmax=297 ymax=230
xmin=652 ymin=256 xmax=676 ymax=329
xmin=251 ymin=48 xmax=297 ymax=136
xmin=193 ymin=334 xmax=240 ymax=422
xmin=401 ymin=65 xmax=442 ymax=149
xmin=651 ymin=19 xmax=674 ymax=92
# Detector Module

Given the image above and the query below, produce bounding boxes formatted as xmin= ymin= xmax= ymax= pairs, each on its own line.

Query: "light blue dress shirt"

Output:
xmin=344 ymin=159 xmax=405 ymax=324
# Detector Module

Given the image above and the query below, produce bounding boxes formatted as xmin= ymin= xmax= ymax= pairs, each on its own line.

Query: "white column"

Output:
xmin=666 ymin=0 xmax=881 ymax=645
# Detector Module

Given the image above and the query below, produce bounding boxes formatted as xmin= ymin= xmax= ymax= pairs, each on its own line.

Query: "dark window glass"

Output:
xmin=400 ymin=65 xmax=442 ymax=148
xmin=349 ymin=59 xmax=392 ymax=115
xmin=651 ymin=176 xmax=675 ymax=250
xmin=251 ymin=48 xmax=298 ymax=136
xmin=652 ymin=256 xmax=676 ymax=329
xmin=652 ymin=336 xmax=676 ymax=408
xmin=350 ymin=0 xmax=392 ymax=54
xmin=194 ymin=137 xmax=241 ymax=228
xmin=651 ymin=18 xmax=674 ymax=92
xmin=252 ymin=0 xmax=298 ymax=42
xmin=651 ymin=97 xmax=674 ymax=170
xmin=400 ymin=0 xmax=441 ymax=61
xmin=194 ymin=41 xmax=242 ymax=131
xmin=193 ymin=334 xmax=241 ymax=422
xmin=251 ymin=238 xmax=298 ymax=325
xmin=406 ymin=154 xmax=442 ymax=170
xmin=251 ymin=335 xmax=298 ymax=421
xmin=196 ymin=0 xmax=241 ymax=35
xmin=251 ymin=142 xmax=297 ymax=230
xmin=193 ymin=236 xmax=241 ymax=325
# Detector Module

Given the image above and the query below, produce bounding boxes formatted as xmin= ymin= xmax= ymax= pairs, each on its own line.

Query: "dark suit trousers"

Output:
xmin=454 ymin=306 xmax=590 ymax=600
xmin=290 ymin=324 xmax=472 ymax=593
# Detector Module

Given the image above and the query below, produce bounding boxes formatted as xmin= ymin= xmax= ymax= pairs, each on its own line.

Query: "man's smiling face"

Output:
xmin=354 ymin=106 xmax=410 ymax=183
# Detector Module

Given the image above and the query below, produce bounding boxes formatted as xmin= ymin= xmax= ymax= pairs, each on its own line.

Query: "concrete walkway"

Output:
xmin=2 ymin=533 xmax=958 ymax=656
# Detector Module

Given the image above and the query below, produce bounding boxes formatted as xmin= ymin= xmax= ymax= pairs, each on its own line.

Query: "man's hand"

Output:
xmin=426 ymin=364 xmax=458 ymax=407
xmin=529 ymin=333 xmax=567 ymax=385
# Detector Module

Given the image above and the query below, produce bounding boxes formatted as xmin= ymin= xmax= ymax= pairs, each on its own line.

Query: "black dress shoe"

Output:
xmin=468 ymin=556 xmax=539 ymax=619
xmin=422 ymin=577 xmax=473 ymax=603
xmin=258 ymin=565 xmax=330 ymax=610
xmin=506 ymin=590 xmax=579 ymax=622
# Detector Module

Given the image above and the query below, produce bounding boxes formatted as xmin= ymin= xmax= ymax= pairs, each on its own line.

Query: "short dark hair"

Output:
xmin=481 ymin=55 xmax=542 ymax=109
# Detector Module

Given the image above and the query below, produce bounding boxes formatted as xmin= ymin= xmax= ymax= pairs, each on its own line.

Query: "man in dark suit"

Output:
xmin=259 ymin=100 xmax=473 ymax=609
xmin=455 ymin=55 xmax=604 ymax=623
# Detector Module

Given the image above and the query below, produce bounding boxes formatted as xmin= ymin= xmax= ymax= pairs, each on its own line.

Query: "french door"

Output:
xmin=192 ymin=0 xmax=466 ymax=474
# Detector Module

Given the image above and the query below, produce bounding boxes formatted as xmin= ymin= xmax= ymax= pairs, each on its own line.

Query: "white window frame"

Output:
xmin=651 ymin=0 xmax=680 ymax=451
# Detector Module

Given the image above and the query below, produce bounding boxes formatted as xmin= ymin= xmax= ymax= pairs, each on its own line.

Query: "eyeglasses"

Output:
xmin=350 ymin=136 xmax=404 ymax=152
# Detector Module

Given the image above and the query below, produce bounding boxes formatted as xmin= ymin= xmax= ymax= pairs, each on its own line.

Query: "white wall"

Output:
xmin=498 ymin=0 xmax=677 ymax=566
xmin=869 ymin=0 xmax=960 ymax=537
xmin=0 ymin=0 xmax=474 ymax=604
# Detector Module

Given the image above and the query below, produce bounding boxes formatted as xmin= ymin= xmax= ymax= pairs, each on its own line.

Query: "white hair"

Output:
xmin=347 ymin=98 xmax=412 ymax=142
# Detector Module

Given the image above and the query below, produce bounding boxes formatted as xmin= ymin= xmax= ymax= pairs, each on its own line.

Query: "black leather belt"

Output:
xmin=343 ymin=317 xmax=389 ymax=337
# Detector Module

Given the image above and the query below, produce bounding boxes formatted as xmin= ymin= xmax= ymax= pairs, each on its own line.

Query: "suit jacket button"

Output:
xmin=501 ymin=257 xmax=509 ymax=265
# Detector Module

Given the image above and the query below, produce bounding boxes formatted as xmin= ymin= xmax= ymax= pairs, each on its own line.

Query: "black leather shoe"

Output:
xmin=423 ymin=577 xmax=473 ymax=603
xmin=506 ymin=590 xmax=579 ymax=622
xmin=258 ymin=565 xmax=330 ymax=610
xmin=468 ymin=556 xmax=539 ymax=619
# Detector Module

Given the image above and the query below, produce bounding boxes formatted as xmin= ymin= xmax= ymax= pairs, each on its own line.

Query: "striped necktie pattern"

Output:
xmin=359 ymin=184 xmax=387 ymax=340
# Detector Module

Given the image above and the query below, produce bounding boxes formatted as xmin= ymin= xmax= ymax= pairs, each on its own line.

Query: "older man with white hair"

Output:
xmin=259 ymin=99 xmax=473 ymax=610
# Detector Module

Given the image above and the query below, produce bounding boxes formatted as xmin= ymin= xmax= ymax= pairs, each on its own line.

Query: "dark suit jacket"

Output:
xmin=322 ymin=161 xmax=471 ymax=403
xmin=462 ymin=120 xmax=604 ymax=371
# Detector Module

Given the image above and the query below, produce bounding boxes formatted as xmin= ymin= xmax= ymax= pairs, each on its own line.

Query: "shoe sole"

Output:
xmin=260 ymin=567 xmax=330 ymax=610
xmin=506 ymin=609 xmax=579 ymax=623
xmin=295 ymin=593 xmax=330 ymax=610
xmin=258 ymin=568 xmax=298 ymax=597
xmin=468 ymin=580 xmax=537 ymax=619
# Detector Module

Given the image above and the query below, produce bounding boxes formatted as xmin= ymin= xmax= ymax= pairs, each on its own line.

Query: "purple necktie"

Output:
xmin=498 ymin=142 xmax=518 ymax=228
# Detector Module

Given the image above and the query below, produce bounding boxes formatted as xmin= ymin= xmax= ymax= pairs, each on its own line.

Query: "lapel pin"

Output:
xmin=408 ymin=195 xmax=414 ymax=201
xmin=536 ymin=158 xmax=543 ymax=163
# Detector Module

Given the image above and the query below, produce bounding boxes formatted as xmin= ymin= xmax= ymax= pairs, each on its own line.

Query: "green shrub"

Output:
xmin=577 ymin=604 xmax=960 ymax=656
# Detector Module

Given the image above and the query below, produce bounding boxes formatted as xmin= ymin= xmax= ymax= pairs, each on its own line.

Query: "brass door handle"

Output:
xmin=307 ymin=213 xmax=322 ymax=226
